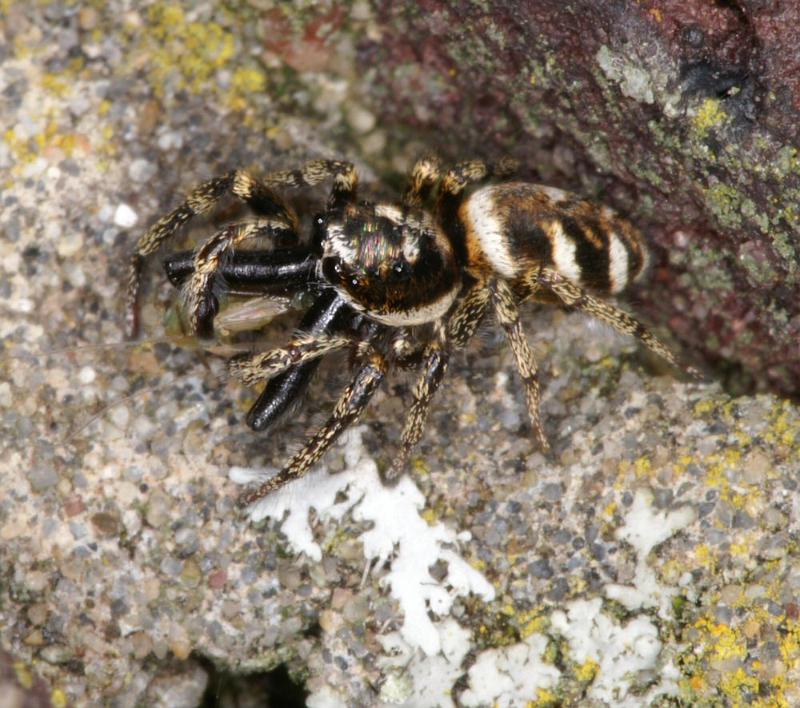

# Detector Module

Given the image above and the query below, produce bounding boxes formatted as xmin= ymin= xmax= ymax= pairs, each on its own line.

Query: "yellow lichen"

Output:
xmin=779 ymin=619 xmax=800 ymax=671
xmin=40 ymin=73 xmax=71 ymax=97
xmin=135 ymin=4 xmax=236 ymax=97
xmin=719 ymin=667 xmax=760 ymax=703
xmin=693 ymin=399 xmax=716 ymax=416
xmin=51 ymin=689 xmax=68 ymax=708
xmin=694 ymin=617 xmax=747 ymax=662
xmin=420 ymin=508 xmax=437 ymax=525
xmin=633 ymin=455 xmax=652 ymax=479
xmin=693 ymin=98 xmax=727 ymax=138
xmin=575 ymin=659 xmax=599 ymax=682
xmin=532 ymin=688 xmax=558 ymax=706
xmin=13 ymin=660 xmax=33 ymax=689
xmin=694 ymin=544 xmax=715 ymax=570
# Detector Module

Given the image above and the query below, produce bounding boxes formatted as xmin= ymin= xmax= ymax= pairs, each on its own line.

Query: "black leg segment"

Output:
xmin=244 ymin=290 xmax=353 ymax=432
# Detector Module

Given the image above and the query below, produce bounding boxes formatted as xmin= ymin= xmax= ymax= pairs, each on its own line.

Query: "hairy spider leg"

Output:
xmin=229 ymin=332 xmax=354 ymax=385
xmin=387 ymin=282 xmax=492 ymax=480
xmin=244 ymin=291 xmax=357 ymax=432
xmin=404 ymin=156 xmax=519 ymax=209
xmin=527 ymin=267 xmax=702 ymax=379
xmin=490 ymin=278 xmax=549 ymax=450
xmin=387 ymin=338 xmax=449 ymax=481
xmin=237 ymin=344 xmax=387 ymax=506
xmin=402 ymin=155 xmax=442 ymax=207
xmin=163 ymin=251 xmax=355 ymax=432
xmin=261 ymin=159 xmax=358 ymax=210
xmin=126 ymin=170 xmax=299 ymax=338
xmin=176 ymin=161 xmax=359 ymax=336
xmin=183 ymin=219 xmax=295 ymax=336
xmin=127 ymin=160 xmax=358 ymax=337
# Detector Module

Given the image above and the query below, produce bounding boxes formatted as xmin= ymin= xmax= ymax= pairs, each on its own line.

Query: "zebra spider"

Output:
xmin=127 ymin=157 xmax=694 ymax=507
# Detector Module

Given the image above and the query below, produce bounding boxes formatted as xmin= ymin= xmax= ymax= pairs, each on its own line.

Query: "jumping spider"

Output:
xmin=127 ymin=157 xmax=695 ymax=507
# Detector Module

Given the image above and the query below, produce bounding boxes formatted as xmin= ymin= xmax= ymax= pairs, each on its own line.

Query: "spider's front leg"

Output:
xmin=237 ymin=343 xmax=387 ymax=506
xmin=235 ymin=290 xmax=356 ymax=432
xmin=126 ymin=170 xmax=297 ymax=338
xmin=127 ymin=159 xmax=358 ymax=338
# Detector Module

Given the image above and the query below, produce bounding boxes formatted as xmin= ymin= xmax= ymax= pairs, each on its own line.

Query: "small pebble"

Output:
xmin=113 ymin=203 xmax=138 ymax=228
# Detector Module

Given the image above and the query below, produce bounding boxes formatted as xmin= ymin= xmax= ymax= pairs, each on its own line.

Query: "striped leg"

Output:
xmin=387 ymin=340 xmax=449 ymax=481
xmin=181 ymin=219 xmax=289 ymax=336
xmin=490 ymin=278 xmax=549 ymax=450
xmin=237 ymin=347 xmax=386 ymax=506
xmin=388 ymin=282 xmax=491 ymax=480
xmin=440 ymin=159 xmax=490 ymax=196
xmin=245 ymin=291 xmax=353 ymax=432
xmin=533 ymin=267 xmax=701 ymax=378
xmin=447 ymin=281 xmax=491 ymax=347
xmin=263 ymin=159 xmax=358 ymax=209
xmin=127 ymin=160 xmax=357 ymax=337
xmin=402 ymin=156 xmax=441 ymax=207
xmin=439 ymin=157 xmax=519 ymax=197
xmin=228 ymin=333 xmax=354 ymax=385
xmin=126 ymin=170 xmax=297 ymax=337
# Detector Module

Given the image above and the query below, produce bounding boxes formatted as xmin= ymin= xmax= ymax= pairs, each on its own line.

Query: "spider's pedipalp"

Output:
xmin=490 ymin=278 xmax=549 ymax=450
xmin=237 ymin=346 xmax=387 ymax=505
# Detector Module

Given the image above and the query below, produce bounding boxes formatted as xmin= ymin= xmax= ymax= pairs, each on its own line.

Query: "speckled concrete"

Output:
xmin=1 ymin=3 xmax=799 ymax=707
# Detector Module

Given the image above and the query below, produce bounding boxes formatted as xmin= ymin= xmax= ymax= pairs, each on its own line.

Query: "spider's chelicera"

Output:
xmin=127 ymin=158 xmax=694 ymax=507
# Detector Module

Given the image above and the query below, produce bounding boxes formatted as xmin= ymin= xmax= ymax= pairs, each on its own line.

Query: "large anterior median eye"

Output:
xmin=321 ymin=256 xmax=343 ymax=284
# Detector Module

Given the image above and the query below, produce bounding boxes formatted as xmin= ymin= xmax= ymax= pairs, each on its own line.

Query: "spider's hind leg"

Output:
xmin=490 ymin=278 xmax=549 ymax=451
xmin=402 ymin=156 xmax=442 ymax=207
xmin=532 ymin=267 xmax=701 ymax=378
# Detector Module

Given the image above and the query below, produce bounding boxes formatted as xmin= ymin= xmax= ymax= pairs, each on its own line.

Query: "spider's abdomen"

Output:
xmin=460 ymin=183 xmax=648 ymax=294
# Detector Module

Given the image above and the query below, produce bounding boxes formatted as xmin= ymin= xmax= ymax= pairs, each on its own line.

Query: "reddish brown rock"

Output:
xmin=357 ymin=0 xmax=800 ymax=397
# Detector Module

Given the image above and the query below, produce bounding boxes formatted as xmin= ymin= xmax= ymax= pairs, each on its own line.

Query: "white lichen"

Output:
xmin=551 ymin=598 xmax=680 ymax=706
xmin=230 ymin=425 xmax=494 ymax=656
xmin=460 ymin=631 xmax=559 ymax=707
xmin=605 ymin=488 xmax=696 ymax=618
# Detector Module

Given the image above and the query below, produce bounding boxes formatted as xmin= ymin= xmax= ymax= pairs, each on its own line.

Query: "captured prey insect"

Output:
xmin=126 ymin=157 xmax=696 ymax=508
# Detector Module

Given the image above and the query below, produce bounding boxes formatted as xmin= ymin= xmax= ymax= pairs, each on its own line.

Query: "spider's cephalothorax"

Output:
xmin=318 ymin=202 xmax=460 ymax=325
xmin=127 ymin=157 xmax=696 ymax=507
